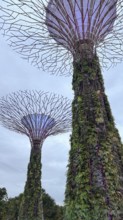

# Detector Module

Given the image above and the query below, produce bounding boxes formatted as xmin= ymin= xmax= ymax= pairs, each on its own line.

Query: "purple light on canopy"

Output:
xmin=46 ymin=0 xmax=117 ymax=53
xmin=21 ymin=113 xmax=55 ymax=140
xmin=0 ymin=0 xmax=122 ymax=74
xmin=0 ymin=90 xmax=71 ymax=144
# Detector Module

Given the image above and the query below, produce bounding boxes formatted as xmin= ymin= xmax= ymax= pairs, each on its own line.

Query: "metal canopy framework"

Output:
xmin=0 ymin=0 xmax=123 ymax=75
xmin=21 ymin=113 xmax=56 ymax=141
xmin=0 ymin=90 xmax=71 ymax=144
xmin=46 ymin=0 xmax=117 ymax=53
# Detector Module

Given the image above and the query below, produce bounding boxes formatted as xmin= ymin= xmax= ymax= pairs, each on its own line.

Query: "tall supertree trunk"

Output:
xmin=65 ymin=55 xmax=123 ymax=220
xmin=19 ymin=140 xmax=44 ymax=220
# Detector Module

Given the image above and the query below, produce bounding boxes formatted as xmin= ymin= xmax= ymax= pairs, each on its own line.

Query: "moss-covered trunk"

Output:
xmin=19 ymin=140 xmax=43 ymax=220
xmin=65 ymin=55 xmax=123 ymax=220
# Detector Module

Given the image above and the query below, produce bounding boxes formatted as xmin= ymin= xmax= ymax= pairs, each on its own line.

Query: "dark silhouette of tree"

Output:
xmin=0 ymin=187 xmax=8 ymax=220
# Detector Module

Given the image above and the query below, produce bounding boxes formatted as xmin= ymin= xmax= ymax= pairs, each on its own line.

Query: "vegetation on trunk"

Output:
xmin=65 ymin=55 xmax=123 ymax=220
xmin=19 ymin=140 xmax=43 ymax=220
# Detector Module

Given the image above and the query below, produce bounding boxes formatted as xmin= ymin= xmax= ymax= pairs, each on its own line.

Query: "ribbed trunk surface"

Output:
xmin=19 ymin=140 xmax=43 ymax=220
xmin=65 ymin=55 xmax=123 ymax=220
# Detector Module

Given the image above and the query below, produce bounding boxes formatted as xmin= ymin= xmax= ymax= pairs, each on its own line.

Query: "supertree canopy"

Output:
xmin=21 ymin=113 xmax=55 ymax=141
xmin=46 ymin=0 xmax=117 ymax=56
xmin=0 ymin=90 xmax=71 ymax=220
xmin=0 ymin=0 xmax=123 ymax=75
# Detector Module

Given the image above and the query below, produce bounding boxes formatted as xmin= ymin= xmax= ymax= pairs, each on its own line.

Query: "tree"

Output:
xmin=42 ymin=189 xmax=64 ymax=220
xmin=5 ymin=194 xmax=23 ymax=220
xmin=0 ymin=187 xmax=8 ymax=220
xmin=0 ymin=188 xmax=64 ymax=220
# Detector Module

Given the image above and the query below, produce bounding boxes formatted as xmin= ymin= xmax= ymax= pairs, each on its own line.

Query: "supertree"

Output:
xmin=0 ymin=1 xmax=123 ymax=220
xmin=0 ymin=90 xmax=71 ymax=220
xmin=0 ymin=0 xmax=123 ymax=75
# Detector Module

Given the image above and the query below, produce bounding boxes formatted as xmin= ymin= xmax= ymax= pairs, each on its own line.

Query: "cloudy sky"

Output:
xmin=0 ymin=32 xmax=123 ymax=206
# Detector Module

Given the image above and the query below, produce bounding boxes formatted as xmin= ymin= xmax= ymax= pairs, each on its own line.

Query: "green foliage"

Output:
xmin=5 ymin=194 xmax=23 ymax=220
xmin=65 ymin=55 xmax=123 ymax=219
xmin=19 ymin=144 xmax=43 ymax=220
xmin=42 ymin=189 xmax=64 ymax=220
xmin=0 ymin=188 xmax=8 ymax=220
xmin=0 ymin=188 xmax=64 ymax=220
xmin=0 ymin=188 xmax=7 ymax=201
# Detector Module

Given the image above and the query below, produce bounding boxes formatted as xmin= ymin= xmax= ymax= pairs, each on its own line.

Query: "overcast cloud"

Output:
xmin=0 ymin=34 xmax=123 ymax=205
